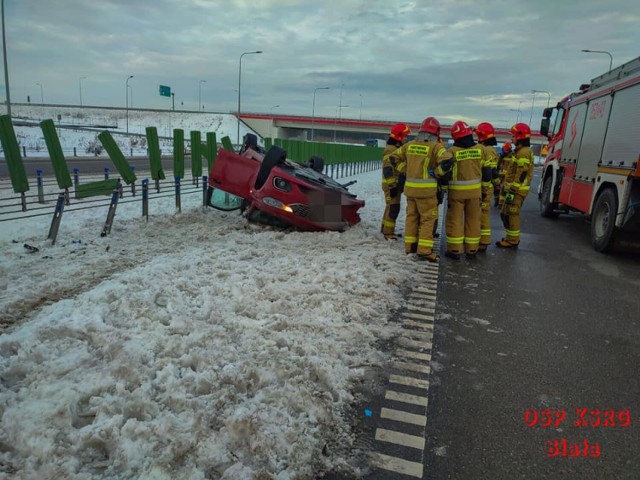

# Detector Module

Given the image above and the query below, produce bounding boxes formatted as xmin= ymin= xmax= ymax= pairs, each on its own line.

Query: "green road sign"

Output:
xmin=159 ymin=85 xmax=171 ymax=97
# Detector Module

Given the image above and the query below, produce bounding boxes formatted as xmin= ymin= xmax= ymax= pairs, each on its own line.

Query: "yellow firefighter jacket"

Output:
xmin=480 ymin=145 xmax=500 ymax=193
xmin=445 ymin=145 xmax=487 ymax=199
xmin=505 ymin=145 xmax=534 ymax=196
xmin=381 ymin=144 xmax=404 ymax=195
xmin=391 ymin=140 xmax=452 ymax=199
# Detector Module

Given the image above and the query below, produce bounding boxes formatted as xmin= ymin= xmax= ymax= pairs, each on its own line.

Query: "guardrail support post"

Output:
xmin=142 ymin=179 xmax=149 ymax=220
xmin=202 ymin=175 xmax=208 ymax=207
xmin=175 ymin=177 xmax=181 ymax=213
xmin=73 ymin=168 xmax=80 ymax=199
xmin=37 ymin=169 xmax=45 ymax=204
xmin=47 ymin=192 xmax=66 ymax=245
xmin=130 ymin=166 xmax=136 ymax=197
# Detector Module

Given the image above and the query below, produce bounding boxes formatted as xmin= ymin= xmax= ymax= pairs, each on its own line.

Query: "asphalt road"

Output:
xmin=422 ymin=170 xmax=640 ymax=479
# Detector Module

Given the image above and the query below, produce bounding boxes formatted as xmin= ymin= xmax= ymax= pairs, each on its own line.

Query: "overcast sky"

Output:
xmin=3 ymin=0 xmax=639 ymax=128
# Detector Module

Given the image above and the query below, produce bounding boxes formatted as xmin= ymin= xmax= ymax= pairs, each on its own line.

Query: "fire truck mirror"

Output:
xmin=540 ymin=118 xmax=550 ymax=137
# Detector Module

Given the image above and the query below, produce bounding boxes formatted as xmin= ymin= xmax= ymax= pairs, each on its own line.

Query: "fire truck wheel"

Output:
xmin=540 ymin=176 xmax=559 ymax=218
xmin=591 ymin=187 xmax=617 ymax=253
xmin=255 ymin=146 xmax=287 ymax=190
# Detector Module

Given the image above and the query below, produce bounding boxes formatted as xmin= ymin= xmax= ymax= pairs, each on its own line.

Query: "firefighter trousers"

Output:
xmin=404 ymin=196 xmax=438 ymax=255
xmin=480 ymin=188 xmax=492 ymax=247
xmin=445 ymin=195 xmax=481 ymax=255
xmin=500 ymin=193 xmax=526 ymax=244
xmin=381 ymin=193 xmax=401 ymax=235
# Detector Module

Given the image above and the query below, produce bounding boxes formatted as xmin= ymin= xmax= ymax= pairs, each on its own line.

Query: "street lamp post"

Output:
xmin=125 ymin=75 xmax=133 ymax=134
xmin=79 ymin=76 xmax=86 ymax=106
xmin=528 ymin=91 xmax=537 ymax=126
xmin=198 ymin=79 xmax=206 ymax=112
xmin=36 ymin=83 xmax=44 ymax=104
xmin=359 ymin=93 xmax=363 ymax=120
xmin=237 ymin=50 xmax=263 ymax=145
xmin=270 ymin=104 xmax=280 ymax=139
xmin=129 ymin=85 xmax=133 ymax=107
xmin=2 ymin=0 xmax=12 ymax=117
xmin=334 ymin=104 xmax=349 ymax=143
xmin=532 ymin=89 xmax=551 ymax=110
xmin=334 ymin=83 xmax=346 ymax=143
xmin=311 ymin=86 xmax=329 ymax=141
xmin=510 ymin=103 xmax=522 ymax=125
xmin=581 ymin=49 xmax=613 ymax=73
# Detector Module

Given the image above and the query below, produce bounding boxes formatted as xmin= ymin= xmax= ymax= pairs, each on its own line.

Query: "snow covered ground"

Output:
xmin=0 ymin=153 xmax=420 ymax=478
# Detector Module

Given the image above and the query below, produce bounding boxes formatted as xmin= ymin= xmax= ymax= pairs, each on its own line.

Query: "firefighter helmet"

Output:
xmin=502 ymin=142 xmax=512 ymax=153
xmin=510 ymin=123 xmax=531 ymax=141
xmin=419 ymin=117 xmax=441 ymax=136
xmin=390 ymin=123 xmax=411 ymax=141
xmin=475 ymin=122 xmax=495 ymax=142
xmin=451 ymin=121 xmax=473 ymax=140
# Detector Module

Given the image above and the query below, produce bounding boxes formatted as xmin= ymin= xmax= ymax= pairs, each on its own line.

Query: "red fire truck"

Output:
xmin=538 ymin=55 xmax=640 ymax=252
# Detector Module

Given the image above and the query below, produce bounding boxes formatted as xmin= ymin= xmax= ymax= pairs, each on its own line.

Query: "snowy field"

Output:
xmin=2 ymin=104 xmax=261 ymax=159
xmin=0 ymin=156 xmax=420 ymax=478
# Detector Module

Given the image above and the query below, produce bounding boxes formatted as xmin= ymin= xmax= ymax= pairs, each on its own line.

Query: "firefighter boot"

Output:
xmin=406 ymin=243 xmax=418 ymax=254
xmin=416 ymin=252 xmax=438 ymax=263
xmin=495 ymin=238 xmax=519 ymax=249
xmin=444 ymin=250 xmax=461 ymax=260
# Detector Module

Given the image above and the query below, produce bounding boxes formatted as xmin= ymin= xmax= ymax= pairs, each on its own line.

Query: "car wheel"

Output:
xmin=591 ymin=188 xmax=617 ymax=253
xmin=255 ymin=146 xmax=287 ymax=190
xmin=308 ymin=156 xmax=324 ymax=173
xmin=540 ymin=176 xmax=559 ymax=218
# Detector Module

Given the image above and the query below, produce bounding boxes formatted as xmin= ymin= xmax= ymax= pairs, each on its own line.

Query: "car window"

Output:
xmin=208 ymin=188 xmax=244 ymax=211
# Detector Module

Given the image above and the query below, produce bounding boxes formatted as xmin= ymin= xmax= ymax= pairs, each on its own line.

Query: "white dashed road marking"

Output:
xmin=370 ymin=214 xmax=443 ymax=478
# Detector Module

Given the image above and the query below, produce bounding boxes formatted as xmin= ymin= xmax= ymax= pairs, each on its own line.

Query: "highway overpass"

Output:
xmin=241 ymin=112 xmax=548 ymax=150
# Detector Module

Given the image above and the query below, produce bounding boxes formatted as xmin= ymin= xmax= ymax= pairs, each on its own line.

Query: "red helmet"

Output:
xmin=451 ymin=120 xmax=473 ymax=140
xmin=510 ymin=123 xmax=531 ymax=141
xmin=390 ymin=123 xmax=411 ymax=141
xmin=419 ymin=117 xmax=441 ymax=136
xmin=502 ymin=142 xmax=512 ymax=153
xmin=475 ymin=122 xmax=495 ymax=142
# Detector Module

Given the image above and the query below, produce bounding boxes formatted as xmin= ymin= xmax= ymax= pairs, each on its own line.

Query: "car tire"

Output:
xmin=308 ymin=156 xmax=324 ymax=173
xmin=255 ymin=146 xmax=287 ymax=190
xmin=591 ymin=187 xmax=617 ymax=253
xmin=540 ymin=176 xmax=559 ymax=218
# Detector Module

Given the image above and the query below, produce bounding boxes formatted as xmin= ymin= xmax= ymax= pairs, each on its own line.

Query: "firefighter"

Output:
xmin=381 ymin=123 xmax=411 ymax=240
xmin=388 ymin=117 xmax=452 ymax=261
xmin=495 ymin=142 xmax=513 ymax=207
xmin=441 ymin=121 xmax=492 ymax=260
xmin=496 ymin=123 xmax=535 ymax=248
xmin=474 ymin=122 xmax=499 ymax=251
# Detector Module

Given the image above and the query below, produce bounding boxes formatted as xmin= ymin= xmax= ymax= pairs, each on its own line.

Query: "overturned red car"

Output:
xmin=206 ymin=136 xmax=365 ymax=232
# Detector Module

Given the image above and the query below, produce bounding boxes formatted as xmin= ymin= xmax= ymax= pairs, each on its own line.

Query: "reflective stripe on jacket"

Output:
xmin=393 ymin=140 xmax=451 ymax=199
xmin=446 ymin=146 xmax=484 ymax=197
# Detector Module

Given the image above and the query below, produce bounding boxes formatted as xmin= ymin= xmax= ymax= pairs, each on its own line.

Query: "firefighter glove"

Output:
xmin=397 ymin=174 xmax=406 ymax=192
xmin=389 ymin=187 xmax=398 ymax=198
xmin=505 ymin=192 xmax=515 ymax=204
xmin=428 ymin=169 xmax=435 ymax=178
xmin=440 ymin=158 xmax=454 ymax=171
